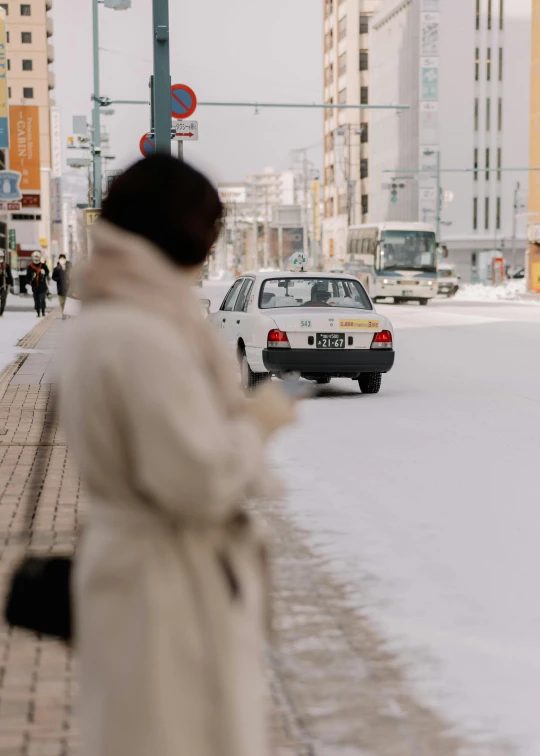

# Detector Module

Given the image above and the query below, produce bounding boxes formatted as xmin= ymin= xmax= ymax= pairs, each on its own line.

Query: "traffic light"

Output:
xmin=391 ymin=183 xmax=398 ymax=203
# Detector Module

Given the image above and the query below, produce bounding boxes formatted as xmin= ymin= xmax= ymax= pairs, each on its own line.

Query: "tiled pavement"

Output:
xmin=0 ymin=315 xmax=512 ymax=756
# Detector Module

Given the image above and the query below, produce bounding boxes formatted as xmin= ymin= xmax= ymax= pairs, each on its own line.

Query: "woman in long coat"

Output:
xmin=59 ymin=156 xmax=294 ymax=756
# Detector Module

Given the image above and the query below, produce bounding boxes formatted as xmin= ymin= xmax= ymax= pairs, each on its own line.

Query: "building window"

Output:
xmin=6 ymin=30 xmax=9 ymax=42
xmin=8 ymin=86 xmax=11 ymax=98
xmin=473 ymin=197 xmax=478 ymax=230
xmin=0 ymin=3 xmax=8 ymax=14
xmin=360 ymin=86 xmax=368 ymax=104
xmin=6 ymin=58 xmax=9 ymax=70
xmin=487 ymin=48 xmax=491 ymax=81
xmin=487 ymin=0 xmax=492 ymax=29
xmin=474 ymin=98 xmax=479 ymax=130
xmin=22 ymin=58 xmax=32 ymax=71
xmin=325 ymin=64 xmax=334 ymax=86
xmin=338 ymin=16 xmax=347 ymax=41
xmin=498 ymin=47 xmax=503 ymax=81
xmin=497 ymin=147 xmax=502 ymax=180
xmin=324 ymin=0 xmax=333 ymax=18
xmin=360 ymin=14 xmax=369 ymax=34
xmin=325 ymin=98 xmax=334 ymax=120
xmin=325 ymin=165 xmax=335 ymax=185
xmin=21 ymin=31 xmax=31 ymax=43
xmin=325 ymin=197 xmax=334 ymax=218
xmin=361 ymin=122 xmax=368 ymax=143
xmin=498 ymin=97 xmax=502 ymax=130
xmin=474 ymin=148 xmax=479 ymax=181
xmin=485 ymin=197 xmax=490 ymax=230
xmin=20 ymin=3 xmax=30 ymax=14
xmin=338 ymin=53 xmax=346 ymax=77
xmin=476 ymin=0 xmax=480 ymax=30
xmin=359 ymin=50 xmax=368 ymax=71
xmin=23 ymin=86 xmax=33 ymax=98
xmin=475 ymin=48 xmax=479 ymax=81
xmin=324 ymin=29 xmax=334 ymax=52
xmin=325 ymin=132 xmax=334 ymax=152
xmin=486 ymin=98 xmax=491 ymax=131
xmin=361 ymin=194 xmax=368 ymax=216
xmin=338 ymin=193 xmax=348 ymax=215
xmin=360 ymin=159 xmax=368 ymax=179
xmin=485 ymin=148 xmax=490 ymax=181
xmin=338 ymin=88 xmax=347 ymax=105
xmin=496 ymin=197 xmax=501 ymax=230
xmin=499 ymin=0 xmax=503 ymax=29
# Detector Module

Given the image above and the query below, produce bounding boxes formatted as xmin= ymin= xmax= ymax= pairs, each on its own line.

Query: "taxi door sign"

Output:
xmin=339 ymin=319 xmax=380 ymax=330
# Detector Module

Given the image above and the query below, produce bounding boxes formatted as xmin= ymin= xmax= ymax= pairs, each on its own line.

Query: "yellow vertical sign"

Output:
xmin=532 ymin=262 xmax=540 ymax=292
xmin=9 ymin=106 xmax=41 ymax=191
xmin=0 ymin=9 xmax=9 ymax=149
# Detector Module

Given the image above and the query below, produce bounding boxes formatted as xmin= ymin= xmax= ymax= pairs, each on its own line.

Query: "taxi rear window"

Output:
xmin=260 ymin=278 xmax=372 ymax=310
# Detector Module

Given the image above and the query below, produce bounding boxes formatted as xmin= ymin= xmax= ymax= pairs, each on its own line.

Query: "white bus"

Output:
xmin=346 ymin=222 xmax=438 ymax=305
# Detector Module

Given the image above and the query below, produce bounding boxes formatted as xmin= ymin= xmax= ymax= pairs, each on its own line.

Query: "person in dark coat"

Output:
xmin=0 ymin=252 xmax=13 ymax=317
xmin=52 ymin=254 xmax=72 ymax=318
xmin=26 ymin=251 xmax=50 ymax=317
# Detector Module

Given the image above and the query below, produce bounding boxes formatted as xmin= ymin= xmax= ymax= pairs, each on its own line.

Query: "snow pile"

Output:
xmin=455 ymin=280 xmax=530 ymax=303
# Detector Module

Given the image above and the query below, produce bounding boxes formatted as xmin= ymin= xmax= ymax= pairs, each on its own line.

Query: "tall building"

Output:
xmin=370 ymin=0 xmax=531 ymax=281
xmin=3 ymin=0 xmax=55 ymax=260
xmin=528 ymin=0 xmax=540 ymax=291
xmin=322 ymin=0 xmax=380 ymax=265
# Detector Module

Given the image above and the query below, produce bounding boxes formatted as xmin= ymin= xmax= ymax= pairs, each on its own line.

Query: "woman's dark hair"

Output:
xmin=101 ymin=155 xmax=224 ymax=267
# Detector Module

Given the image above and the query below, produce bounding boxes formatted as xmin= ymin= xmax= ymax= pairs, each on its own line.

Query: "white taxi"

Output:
xmin=209 ymin=271 xmax=395 ymax=394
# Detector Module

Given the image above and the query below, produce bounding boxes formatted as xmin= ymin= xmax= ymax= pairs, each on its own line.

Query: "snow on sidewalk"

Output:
xmin=0 ymin=296 xmax=59 ymax=373
xmin=455 ymin=279 xmax=540 ymax=303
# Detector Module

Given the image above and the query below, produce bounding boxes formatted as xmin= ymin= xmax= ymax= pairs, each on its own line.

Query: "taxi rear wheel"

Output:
xmin=240 ymin=351 xmax=269 ymax=392
xmin=358 ymin=372 xmax=382 ymax=395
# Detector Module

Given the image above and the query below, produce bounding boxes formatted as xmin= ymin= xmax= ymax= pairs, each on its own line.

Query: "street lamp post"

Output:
xmin=152 ymin=0 xmax=171 ymax=153
xmin=91 ymin=0 xmax=102 ymax=209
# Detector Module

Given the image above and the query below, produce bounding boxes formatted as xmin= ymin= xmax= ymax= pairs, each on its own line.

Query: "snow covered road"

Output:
xmin=267 ymin=297 xmax=540 ymax=755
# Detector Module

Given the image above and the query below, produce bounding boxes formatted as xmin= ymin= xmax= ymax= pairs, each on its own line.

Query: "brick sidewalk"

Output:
xmin=0 ymin=316 xmax=511 ymax=756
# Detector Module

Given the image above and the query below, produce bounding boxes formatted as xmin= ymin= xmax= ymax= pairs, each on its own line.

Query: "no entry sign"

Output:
xmin=171 ymin=84 xmax=197 ymax=120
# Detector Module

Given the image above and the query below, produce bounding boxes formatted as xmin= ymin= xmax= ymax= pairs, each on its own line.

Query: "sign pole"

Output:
xmin=152 ymin=0 xmax=171 ymax=154
xmin=177 ymin=140 xmax=183 ymax=161
xmin=91 ymin=0 xmax=102 ymax=208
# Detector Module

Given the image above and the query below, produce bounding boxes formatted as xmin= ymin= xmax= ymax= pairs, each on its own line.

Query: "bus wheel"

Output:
xmin=394 ymin=297 xmax=403 ymax=305
xmin=419 ymin=298 xmax=429 ymax=306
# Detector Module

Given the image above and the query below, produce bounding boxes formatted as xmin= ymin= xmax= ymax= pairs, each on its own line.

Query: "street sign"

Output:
xmin=85 ymin=209 xmax=101 ymax=227
xmin=139 ymin=132 xmax=156 ymax=157
xmin=171 ymin=84 xmax=197 ymax=120
xmin=67 ymin=157 xmax=91 ymax=168
xmin=0 ymin=171 xmax=22 ymax=201
xmin=174 ymin=120 xmax=199 ymax=141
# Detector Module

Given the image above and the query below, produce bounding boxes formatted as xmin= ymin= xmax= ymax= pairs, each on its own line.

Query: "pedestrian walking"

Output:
xmin=52 ymin=254 xmax=72 ymax=318
xmin=58 ymin=155 xmax=295 ymax=756
xmin=0 ymin=251 xmax=13 ymax=317
xmin=26 ymin=251 xmax=50 ymax=317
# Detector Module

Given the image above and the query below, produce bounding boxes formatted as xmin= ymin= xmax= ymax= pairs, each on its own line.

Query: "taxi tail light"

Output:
xmin=268 ymin=329 xmax=290 ymax=349
xmin=371 ymin=330 xmax=393 ymax=350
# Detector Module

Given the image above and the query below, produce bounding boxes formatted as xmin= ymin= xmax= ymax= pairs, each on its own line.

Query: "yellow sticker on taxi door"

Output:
xmin=339 ymin=319 xmax=380 ymax=330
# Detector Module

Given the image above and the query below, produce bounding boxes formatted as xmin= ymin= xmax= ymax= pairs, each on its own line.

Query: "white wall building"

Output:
xmin=322 ymin=0 xmax=381 ymax=266
xmin=370 ymin=0 xmax=531 ymax=280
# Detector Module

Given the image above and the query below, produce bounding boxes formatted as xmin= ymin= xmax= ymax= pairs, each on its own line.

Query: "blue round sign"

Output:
xmin=171 ymin=84 xmax=197 ymax=120
xmin=139 ymin=132 xmax=156 ymax=157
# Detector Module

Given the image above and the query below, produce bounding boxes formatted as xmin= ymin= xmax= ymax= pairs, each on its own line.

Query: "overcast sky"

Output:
xmin=53 ymin=0 xmax=323 ymax=192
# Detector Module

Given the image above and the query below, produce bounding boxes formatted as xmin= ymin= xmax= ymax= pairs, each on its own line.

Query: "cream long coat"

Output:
xmin=58 ymin=222 xmax=275 ymax=756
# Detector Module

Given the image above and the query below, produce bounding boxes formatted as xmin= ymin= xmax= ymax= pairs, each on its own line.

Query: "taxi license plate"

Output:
xmin=316 ymin=333 xmax=345 ymax=349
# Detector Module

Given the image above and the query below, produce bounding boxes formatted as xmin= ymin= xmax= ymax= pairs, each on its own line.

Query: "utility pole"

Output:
xmin=302 ymin=150 xmax=310 ymax=261
xmin=91 ymin=0 xmax=102 ymax=208
xmin=511 ymin=182 xmax=520 ymax=273
xmin=152 ymin=0 xmax=171 ymax=153
xmin=435 ymin=150 xmax=441 ymax=241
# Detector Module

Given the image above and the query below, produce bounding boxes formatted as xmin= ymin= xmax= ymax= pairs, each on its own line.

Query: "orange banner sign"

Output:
xmin=9 ymin=105 xmax=40 ymax=192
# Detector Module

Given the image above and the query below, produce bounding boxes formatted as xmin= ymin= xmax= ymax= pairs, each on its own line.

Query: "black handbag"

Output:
xmin=3 ymin=392 xmax=73 ymax=643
